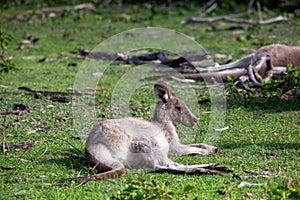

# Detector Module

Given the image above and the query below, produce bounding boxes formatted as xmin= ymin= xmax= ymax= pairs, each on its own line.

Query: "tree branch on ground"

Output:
xmin=182 ymin=15 xmax=288 ymax=25
xmin=1 ymin=140 xmax=36 ymax=152
xmin=40 ymin=49 xmax=206 ymax=73
xmin=35 ymin=44 xmax=300 ymax=90
xmin=12 ymin=3 xmax=95 ymax=20
xmin=181 ymin=0 xmax=217 ymax=25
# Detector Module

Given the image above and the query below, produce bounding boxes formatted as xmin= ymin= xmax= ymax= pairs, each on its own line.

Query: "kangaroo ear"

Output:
xmin=154 ymin=81 xmax=172 ymax=103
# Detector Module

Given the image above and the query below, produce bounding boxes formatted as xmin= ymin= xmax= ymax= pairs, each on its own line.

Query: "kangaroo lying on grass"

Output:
xmin=59 ymin=81 xmax=231 ymax=183
xmin=186 ymin=44 xmax=300 ymax=87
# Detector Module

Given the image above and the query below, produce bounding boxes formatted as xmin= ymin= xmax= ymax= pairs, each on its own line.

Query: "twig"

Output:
xmin=233 ymin=168 xmax=281 ymax=180
xmin=1 ymin=140 xmax=36 ymax=152
xmin=2 ymin=117 xmax=9 ymax=153
xmin=38 ymin=55 xmax=86 ymax=62
xmin=0 ymin=87 xmax=93 ymax=97
xmin=181 ymin=0 xmax=216 ymax=24
xmin=0 ymin=109 xmax=29 ymax=115
xmin=206 ymin=2 xmax=218 ymax=14
xmin=1 ymin=166 xmax=16 ymax=170
xmin=184 ymin=15 xmax=288 ymax=25
xmin=256 ymin=1 xmax=262 ymax=21
xmin=247 ymin=0 xmax=255 ymax=13
xmin=18 ymin=86 xmax=88 ymax=96
xmin=74 ymin=180 xmax=89 ymax=188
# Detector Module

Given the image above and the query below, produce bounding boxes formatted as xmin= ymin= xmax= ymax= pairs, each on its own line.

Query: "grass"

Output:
xmin=1 ymin=2 xmax=300 ymax=199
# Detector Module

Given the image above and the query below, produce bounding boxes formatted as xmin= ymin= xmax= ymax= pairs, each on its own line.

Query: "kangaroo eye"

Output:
xmin=175 ymin=106 xmax=181 ymax=111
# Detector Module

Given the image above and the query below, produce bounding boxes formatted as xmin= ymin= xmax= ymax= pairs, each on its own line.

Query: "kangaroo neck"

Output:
xmin=150 ymin=118 xmax=179 ymax=145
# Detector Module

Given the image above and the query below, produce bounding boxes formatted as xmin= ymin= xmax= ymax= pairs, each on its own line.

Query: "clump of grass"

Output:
xmin=0 ymin=27 xmax=16 ymax=78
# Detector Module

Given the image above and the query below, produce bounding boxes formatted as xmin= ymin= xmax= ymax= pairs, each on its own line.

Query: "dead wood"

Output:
xmin=38 ymin=55 xmax=86 ymax=62
xmin=18 ymin=86 xmax=85 ymax=96
xmin=86 ymin=49 xmax=201 ymax=72
xmin=49 ymin=96 xmax=70 ymax=103
xmin=2 ymin=122 xmax=9 ymax=154
xmin=1 ymin=166 xmax=16 ymax=170
xmin=13 ymin=3 xmax=95 ymax=20
xmin=78 ymin=48 xmax=119 ymax=60
xmin=1 ymin=140 xmax=35 ymax=152
xmin=181 ymin=0 xmax=217 ymax=24
xmin=0 ymin=109 xmax=29 ymax=115
xmin=44 ymin=49 xmax=204 ymax=73
xmin=0 ymin=104 xmax=30 ymax=116
xmin=247 ymin=0 xmax=255 ymax=13
xmin=0 ymin=87 xmax=92 ymax=98
xmin=183 ymin=15 xmax=288 ymax=25
xmin=233 ymin=168 xmax=281 ymax=180
xmin=18 ymin=87 xmax=72 ymax=103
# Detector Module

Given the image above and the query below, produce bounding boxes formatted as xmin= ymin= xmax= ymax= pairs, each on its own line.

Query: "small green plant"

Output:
xmin=264 ymin=183 xmax=300 ymax=200
xmin=224 ymin=76 xmax=252 ymax=103
xmin=225 ymin=65 xmax=300 ymax=99
xmin=111 ymin=177 xmax=173 ymax=200
xmin=262 ymin=65 xmax=300 ymax=95
xmin=0 ymin=27 xmax=15 ymax=78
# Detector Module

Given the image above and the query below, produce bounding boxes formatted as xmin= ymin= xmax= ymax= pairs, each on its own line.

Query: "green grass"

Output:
xmin=1 ymin=2 xmax=300 ymax=199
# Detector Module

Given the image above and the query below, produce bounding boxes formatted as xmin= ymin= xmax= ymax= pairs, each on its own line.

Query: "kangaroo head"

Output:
xmin=152 ymin=81 xmax=198 ymax=127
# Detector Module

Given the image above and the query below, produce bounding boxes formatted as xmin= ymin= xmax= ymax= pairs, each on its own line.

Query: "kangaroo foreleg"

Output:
xmin=264 ymin=66 xmax=287 ymax=82
xmin=233 ymin=75 xmax=253 ymax=91
xmin=188 ymin=143 xmax=220 ymax=154
xmin=247 ymin=64 xmax=262 ymax=87
xmin=171 ymin=143 xmax=219 ymax=156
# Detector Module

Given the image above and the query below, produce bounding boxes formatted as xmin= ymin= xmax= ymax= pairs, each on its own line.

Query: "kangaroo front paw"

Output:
xmin=189 ymin=143 xmax=220 ymax=154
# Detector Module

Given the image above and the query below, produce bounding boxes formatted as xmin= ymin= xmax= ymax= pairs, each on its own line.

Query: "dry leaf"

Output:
xmin=238 ymin=181 xmax=265 ymax=188
xmin=15 ymin=190 xmax=27 ymax=195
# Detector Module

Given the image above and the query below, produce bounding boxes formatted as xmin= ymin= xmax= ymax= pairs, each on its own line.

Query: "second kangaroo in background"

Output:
xmin=59 ymin=81 xmax=230 ymax=183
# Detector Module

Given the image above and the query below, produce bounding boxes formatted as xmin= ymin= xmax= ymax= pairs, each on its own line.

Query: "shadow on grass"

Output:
xmin=227 ymin=95 xmax=300 ymax=113
xmin=220 ymin=141 xmax=300 ymax=150
xmin=41 ymin=148 xmax=89 ymax=174
xmin=256 ymin=142 xmax=300 ymax=150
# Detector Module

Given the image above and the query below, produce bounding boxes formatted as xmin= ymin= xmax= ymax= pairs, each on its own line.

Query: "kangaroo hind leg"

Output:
xmin=59 ymin=144 xmax=126 ymax=183
xmin=154 ymin=163 xmax=232 ymax=175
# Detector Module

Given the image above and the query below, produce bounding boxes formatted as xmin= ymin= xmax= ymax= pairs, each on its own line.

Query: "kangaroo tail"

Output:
xmin=197 ymin=55 xmax=253 ymax=73
xmin=58 ymin=168 xmax=126 ymax=183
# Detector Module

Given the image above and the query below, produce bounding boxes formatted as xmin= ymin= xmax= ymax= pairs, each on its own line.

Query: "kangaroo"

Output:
xmin=185 ymin=44 xmax=300 ymax=87
xmin=59 ymin=81 xmax=230 ymax=183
